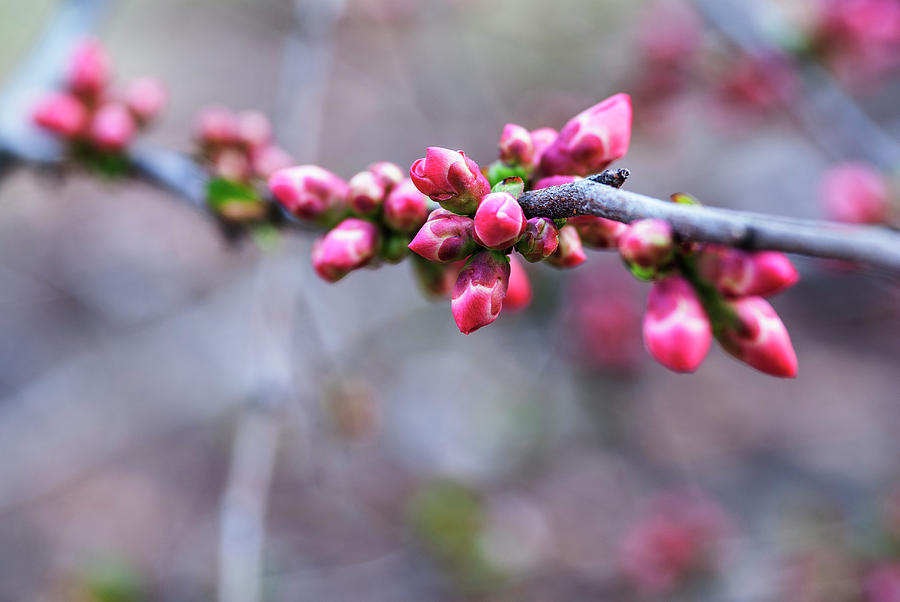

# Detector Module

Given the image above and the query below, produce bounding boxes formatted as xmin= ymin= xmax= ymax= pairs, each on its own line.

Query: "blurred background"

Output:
xmin=1 ymin=0 xmax=899 ymax=600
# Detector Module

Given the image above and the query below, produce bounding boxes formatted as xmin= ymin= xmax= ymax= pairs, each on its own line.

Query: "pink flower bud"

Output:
xmin=251 ymin=145 xmax=294 ymax=179
xmin=235 ymin=110 xmax=272 ymax=150
xmin=568 ymin=215 xmax=627 ymax=249
xmin=347 ymin=170 xmax=386 ymax=216
xmin=821 ymin=162 xmax=891 ymax=225
xmin=311 ymin=218 xmax=380 ymax=282
xmin=532 ymin=174 xmax=579 ymax=190
xmin=504 ymin=254 xmax=532 ymax=312
xmin=498 ymin=123 xmax=534 ymax=166
xmin=530 ymin=127 xmax=558 ymax=167
xmin=408 ymin=208 xmax=477 ymax=262
xmin=473 ymin=191 xmax=527 ymax=250
xmin=368 ymin=161 xmax=404 ymax=190
xmin=451 ymin=250 xmax=510 ymax=334
xmin=546 ymin=224 xmax=587 ymax=268
xmin=384 ymin=178 xmax=429 ymax=232
xmin=124 ymin=76 xmax=167 ymax=123
xmin=697 ymin=246 xmax=799 ymax=297
xmin=214 ymin=148 xmax=251 ymax=181
xmin=195 ymin=105 xmax=237 ymax=146
xmin=89 ymin=103 xmax=136 ymax=151
xmin=643 ymin=276 xmax=712 ymax=373
xmin=409 ymin=147 xmax=491 ymax=215
xmin=66 ymin=37 xmax=110 ymax=97
xmin=516 ymin=217 xmax=559 ymax=262
xmin=618 ymin=219 xmax=675 ymax=269
xmin=717 ymin=296 xmax=797 ymax=378
xmin=32 ymin=92 xmax=88 ymax=137
xmin=268 ymin=165 xmax=348 ymax=221
xmin=539 ymin=93 xmax=632 ymax=177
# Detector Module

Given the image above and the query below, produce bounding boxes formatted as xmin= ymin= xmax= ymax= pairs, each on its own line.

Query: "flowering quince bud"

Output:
xmin=89 ymin=103 xmax=136 ymax=151
xmin=251 ymin=145 xmax=293 ymax=179
xmin=368 ymin=161 xmax=404 ymax=190
xmin=821 ymin=162 xmax=891 ymax=225
xmin=268 ymin=165 xmax=348 ymax=221
xmin=408 ymin=208 xmax=477 ymax=262
xmin=516 ymin=217 xmax=559 ymax=262
xmin=409 ymin=147 xmax=491 ymax=215
xmin=195 ymin=105 xmax=237 ymax=146
xmin=498 ymin=123 xmax=534 ymax=166
xmin=451 ymin=250 xmax=510 ymax=334
xmin=124 ymin=76 xmax=167 ymax=123
xmin=214 ymin=148 xmax=251 ymax=181
xmin=311 ymin=218 xmax=379 ymax=282
xmin=618 ymin=219 xmax=675 ymax=269
xmin=532 ymin=174 xmax=579 ymax=190
xmin=567 ymin=215 xmax=627 ymax=249
xmin=235 ymin=110 xmax=272 ymax=150
xmin=473 ymin=192 xmax=527 ymax=249
xmin=716 ymin=296 xmax=798 ymax=378
xmin=348 ymin=170 xmax=386 ymax=216
xmin=530 ymin=127 xmax=557 ymax=167
xmin=643 ymin=276 xmax=712 ymax=373
xmin=697 ymin=246 xmax=799 ymax=298
xmin=503 ymin=254 xmax=532 ymax=312
xmin=539 ymin=93 xmax=632 ymax=177
xmin=32 ymin=92 xmax=88 ymax=137
xmin=384 ymin=178 xmax=428 ymax=232
xmin=546 ymin=224 xmax=587 ymax=268
xmin=66 ymin=37 xmax=110 ymax=97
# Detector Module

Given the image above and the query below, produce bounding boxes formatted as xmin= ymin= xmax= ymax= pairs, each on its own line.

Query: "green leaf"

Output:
xmin=206 ymin=177 xmax=266 ymax=221
xmin=486 ymin=161 xmax=529 ymax=188
xmin=491 ymin=176 xmax=525 ymax=199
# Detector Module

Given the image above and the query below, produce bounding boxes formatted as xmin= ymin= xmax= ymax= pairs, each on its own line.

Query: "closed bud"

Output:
xmin=409 ymin=147 xmax=491 ymax=215
xmin=821 ymin=162 xmax=890 ymax=225
xmin=716 ymin=297 xmax=797 ymax=378
xmin=568 ymin=215 xmax=627 ymax=249
xmin=195 ymin=105 xmax=237 ymax=146
xmin=504 ymin=254 xmax=532 ymax=312
xmin=311 ymin=218 xmax=379 ymax=282
xmin=697 ymin=246 xmax=798 ymax=297
xmin=214 ymin=148 xmax=251 ymax=181
xmin=516 ymin=217 xmax=559 ymax=262
xmin=643 ymin=276 xmax=712 ymax=373
xmin=88 ymin=103 xmax=136 ymax=151
xmin=408 ymin=208 xmax=477 ymax=262
xmin=384 ymin=178 xmax=429 ymax=232
xmin=348 ymin=170 xmax=386 ymax=216
xmin=618 ymin=219 xmax=675 ymax=269
xmin=530 ymin=127 xmax=557 ymax=167
xmin=268 ymin=165 xmax=348 ymax=222
xmin=66 ymin=37 xmax=110 ymax=97
xmin=474 ymin=191 xmax=527 ymax=249
xmin=539 ymin=93 xmax=632 ymax=177
xmin=546 ymin=225 xmax=587 ymax=268
xmin=498 ymin=123 xmax=534 ymax=166
xmin=251 ymin=145 xmax=293 ymax=179
xmin=451 ymin=250 xmax=510 ymax=334
xmin=533 ymin=174 xmax=579 ymax=190
xmin=32 ymin=92 xmax=88 ymax=137
xmin=235 ymin=110 xmax=272 ymax=150
xmin=368 ymin=161 xmax=404 ymax=190
xmin=124 ymin=77 xmax=167 ymax=123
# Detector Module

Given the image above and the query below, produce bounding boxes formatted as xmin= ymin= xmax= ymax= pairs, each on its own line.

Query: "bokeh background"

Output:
xmin=1 ymin=0 xmax=899 ymax=600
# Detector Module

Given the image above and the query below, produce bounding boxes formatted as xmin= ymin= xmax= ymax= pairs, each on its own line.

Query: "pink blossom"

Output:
xmin=409 ymin=147 xmax=490 ymax=215
xmin=66 ymin=37 xmax=110 ymax=97
xmin=214 ymin=148 xmax=251 ymax=181
xmin=347 ymin=170 xmax=386 ymax=216
xmin=124 ymin=77 xmax=167 ymax=122
xmin=530 ymin=127 xmax=558 ymax=167
xmin=821 ymin=162 xmax=891 ymax=225
xmin=697 ymin=246 xmax=799 ymax=297
xmin=368 ymin=161 xmax=404 ymax=190
xmin=643 ymin=276 xmax=712 ymax=373
xmin=498 ymin=123 xmax=534 ymax=166
xmin=268 ymin=165 xmax=348 ymax=221
xmin=568 ymin=215 xmax=627 ymax=249
xmin=88 ymin=103 xmax=136 ymax=151
xmin=32 ymin=92 xmax=88 ymax=137
xmin=618 ymin=219 xmax=675 ymax=269
xmin=717 ymin=296 xmax=798 ymax=378
xmin=384 ymin=178 xmax=429 ymax=233
xmin=408 ymin=208 xmax=477 ymax=263
xmin=516 ymin=217 xmax=559 ymax=262
xmin=504 ymin=254 xmax=532 ymax=312
xmin=194 ymin=105 xmax=237 ymax=146
xmin=235 ymin=110 xmax=272 ymax=150
xmin=451 ymin=250 xmax=510 ymax=334
xmin=473 ymin=192 xmax=527 ymax=250
xmin=546 ymin=225 xmax=587 ymax=268
xmin=311 ymin=218 xmax=379 ymax=282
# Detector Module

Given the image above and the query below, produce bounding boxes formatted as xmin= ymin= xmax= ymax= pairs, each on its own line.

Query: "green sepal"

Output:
xmin=491 ymin=176 xmax=525 ymax=199
xmin=486 ymin=161 xmax=529 ymax=188
xmin=553 ymin=218 xmax=568 ymax=229
xmin=206 ymin=177 xmax=267 ymax=221
xmin=381 ymin=232 xmax=412 ymax=264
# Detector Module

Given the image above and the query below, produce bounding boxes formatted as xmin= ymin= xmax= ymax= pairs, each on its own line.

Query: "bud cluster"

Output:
xmin=32 ymin=38 xmax=166 ymax=167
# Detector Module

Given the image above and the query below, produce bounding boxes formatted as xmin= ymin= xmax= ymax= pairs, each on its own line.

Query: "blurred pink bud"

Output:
xmin=348 ymin=170 xmax=386 ymax=216
xmin=408 ymin=208 xmax=477 ymax=262
xmin=539 ymin=93 xmax=632 ymax=177
xmin=312 ymin=218 xmax=379 ymax=282
xmin=532 ymin=174 xmax=579 ymax=190
xmin=124 ymin=76 xmax=167 ymax=123
xmin=32 ymin=92 xmax=87 ymax=137
xmin=498 ymin=123 xmax=534 ymax=166
xmin=473 ymin=191 xmax=527 ymax=249
xmin=451 ymin=250 xmax=510 ymax=334
xmin=504 ymin=254 xmax=532 ymax=312
xmin=214 ymin=148 xmax=251 ymax=181
xmin=409 ymin=147 xmax=491 ymax=215
xmin=717 ymin=296 xmax=798 ymax=378
xmin=89 ymin=103 xmax=136 ymax=151
xmin=638 ymin=0 xmax=703 ymax=65
xmin=516 ymin=217 xmax=559 ymax=262
xmin=821 ymin=162 xmax=891 ymax=224
xmin=697 ymin=246 xmax=799 ymax=297
xmin=546 ymin=224 xmax=587 ymax=268
xmin=195 ymin=105 xmax=237 ymax=146
xmin=384 ymin=178 xmax=429 ymax=232
xmin=618 ymin=219 xmax=675 ymax=269
xmin=251 ymin=145 xmax=293 ymax=179
xmin=568 ymin=215 xmax=627 ymax=249
xmin=235 ymin=110 xmax=272 ymax=150
xmin=412 ymin=256 xmax=465 ymax=299
xmin=268 ymin=165 xmax=348 ymax=221
xmin=368 ymin=161 xmax=405 ymax=190
xmin=643 ymin=276 xmax=712 ymax=373
xmin=530 ymin=127 xmax=558 ymax=167
xmin=620 ymin=515 xmax=697 ymax=593
xmin=865 ymin=564 xmax=900 ymax=602
xmin=66 ymin=37 xmax=110 ymax=97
